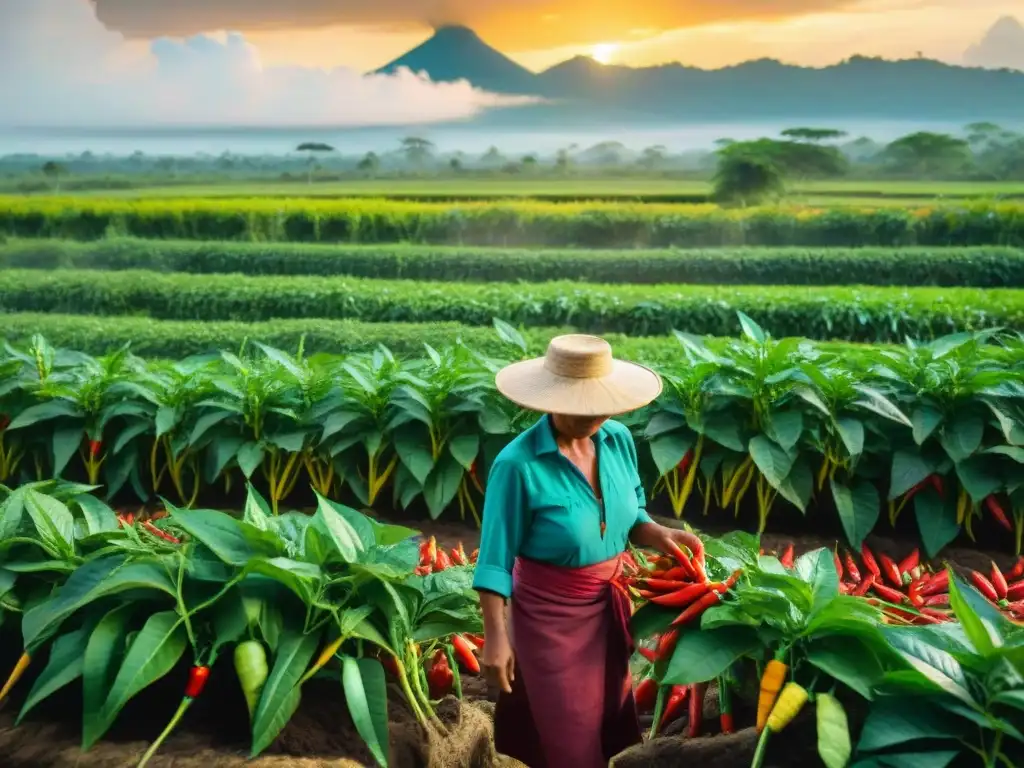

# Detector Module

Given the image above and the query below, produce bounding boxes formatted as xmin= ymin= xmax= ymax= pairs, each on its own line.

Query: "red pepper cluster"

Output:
xmin=834 ymin=544 xmax=953 ymax=624
xmin=415 ymin=536 xmax=478 ymax=575
xmin=966 ymin=558 xmax=1024 ymax=618
xmin=635 ymin=679 xmax=711 ymax=735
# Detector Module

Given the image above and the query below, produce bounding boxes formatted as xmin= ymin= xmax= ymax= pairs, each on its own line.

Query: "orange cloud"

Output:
xmin=92 ymin=0 xmax=859 ymax=51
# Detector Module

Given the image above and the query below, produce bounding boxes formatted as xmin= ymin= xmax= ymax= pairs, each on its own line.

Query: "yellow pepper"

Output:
xmin=766 ymin=682 xmax=809 ymax=732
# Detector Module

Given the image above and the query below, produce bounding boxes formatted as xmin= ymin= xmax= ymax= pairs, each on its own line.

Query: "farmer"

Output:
xmin=473 ymin=334 xmax=705 ymax=768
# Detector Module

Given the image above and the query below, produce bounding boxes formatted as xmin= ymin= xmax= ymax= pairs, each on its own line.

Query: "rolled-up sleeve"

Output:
xmin=623 ymin=430 xmax=654 ymax=526
xmin=472 ymin=459 xmax=529 ymax=598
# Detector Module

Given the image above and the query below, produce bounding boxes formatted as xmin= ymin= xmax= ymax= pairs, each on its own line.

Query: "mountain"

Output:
xmin=377 ymin=25 xmax=1024 ymax=123
xmin=375 ymin=25 xmax=537 ymax=94
xmin=964 ymin=16 xmax=1024 ymax=71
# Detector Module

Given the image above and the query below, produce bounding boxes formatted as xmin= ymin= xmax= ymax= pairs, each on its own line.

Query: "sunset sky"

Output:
xmin=92 ymin=0 xmax=1019 ymax=71
xmin=1 ymin=0 xmax=1020 ymax=129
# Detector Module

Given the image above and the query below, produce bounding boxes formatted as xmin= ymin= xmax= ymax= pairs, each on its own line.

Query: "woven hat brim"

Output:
xmin=495 ymin=358 xmax=663 ymax=417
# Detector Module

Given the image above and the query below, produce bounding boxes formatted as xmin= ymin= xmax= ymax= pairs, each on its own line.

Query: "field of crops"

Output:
xmin=2 ymin=188 xmax=1024 ymax=767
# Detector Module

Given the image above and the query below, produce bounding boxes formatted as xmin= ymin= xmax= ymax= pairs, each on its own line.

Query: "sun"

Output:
xmin=591 ymin=43 xmax=619 ymax=65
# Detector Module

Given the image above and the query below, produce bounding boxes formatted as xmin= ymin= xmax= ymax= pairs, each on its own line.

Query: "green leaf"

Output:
xmin=939 ymin=414 xmax=984 ymax=463
xmin=17 ymin=625 xmax=89 ymax=722
xmin=251 ymin=628 xmax=321 ymax=757
xmin=911 ymin=406 xmax=943 ymax=445
xmin=422 ymin=453 xmax=463 ymax=520
xmin=649 ymin=431 xmax=694 ymax=476
xmin=835 ymin=418 xmax=865 ymax=458
xmin=243 ymin=484 xmax=273 ymax=530
xmin=7 ymin=400 xmax=80 ymax=430
xmin=448 ymin=433 xmax=480 ymax=472
xmin=854 ymin=386 xmax=912 ymax=427
xmin=737 ymin=311 xmax=766 ymax=344
xmin=82 ymin=604 xmax=135 ymax=749
xmin=882 ymin=628 xmax=974 ymax=704
xmin=74 ymin=494 xmax=120 ymax=536
xmin=663 ymin=625 xmax=761 ymax=685
xmin=155 ymin=405 xmax=178 ymax=438
xmin=24 ymin=489 xmax=75 ymax=558
xmin=831 ymin=479 xmax=880 ymax=550
xmin=766 ymin=410 xmax=804 ymax=452
xmin=889 ymin=450 xmax=932 ymax=501
xmin=948 ymin=576 xmax=1002 ymax=655
xmin=237 ymin=442 xmax=264 ymax=479
xmin=22 ymin=556 xmax=176 ymax=652
xmin=954 ymin=457 xmax=1001 ymax=502
xmin=777 ymin=457 xmax=813 ymax=513
xmin=816 ymin=693 xmax=851 ymax=768
xmin=341 ymin=656 xmax=390 ymax=768
xmin=188 ymin=409 xmax=234 ymax=446
xmin=393 ymin=429 xmax=435 ymax=485
xmin=805 ymin=636 xmax=887 ymax=699
xmin=857 ymin=696 xmax=963 ymax=753
xmin=311 ymin=492 xmax=366 ymax=561
xmin=52 ymin=426 xmax=84 ymax=478
xmin=914 ymin=491 xmax=960 ymax=559
xmin=267 ymin=431 xmax=305 ymax=453
xmin=796 ymin=547 xmax=840 ymax=612
xmin=748 ymin=435 xmax=795 ymax=488
xmin=99 ymin=611 xmax=187 ymax=742
xmin=170 ymin=507 xmax=283 ymax=566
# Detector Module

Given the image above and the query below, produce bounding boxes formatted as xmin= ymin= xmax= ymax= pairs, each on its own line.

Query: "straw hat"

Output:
xmin=495 ymin=335 xmax=662 ymax=417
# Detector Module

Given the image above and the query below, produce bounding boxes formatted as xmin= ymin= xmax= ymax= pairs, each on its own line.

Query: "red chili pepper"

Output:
xmin=142 ymin=520 xmax=181 ymax=545
xmin=1008 ymin=558 xmax=1024 ymax=581
xmin=469 ymin=548 xmax=479 ymax=563
xmin=656 ymin=629 xmax=679 ymax=659
xmin=0 ymin=414 xmax=9 ymax=431
xmin=653 ymin=582 xmax=710 ymax=608
xmin=879 ymin=554 xmax=903 ymax=588
xmin=184 ymin=665 xmax=210 ymax=699
xmin=660 ymin=685 xmax=689 ymax=729
xmin=641 ymin=578 xmax=691 ymax=592
xmin=426 ymin=650 xmax=454 ymax=698
xmin=853 ymin=574 xmax=875 ymax=596
xmin=780 ymin=543 xmax=795 ymax=569
xmin=635 ymin=677 xmax=658 ymax=713
xmin=919 ymin=569 xmax=949 ymax=596
xmin=985 ymin=496 xmax=1013 ymax=532
xmin=1007 ymin=580 xmax=1024 ymax=601
xmin=88 ymin=439 xmax=102 ymax=459
xmin=861 ymin=544 xmax=882 ymax=578
xmin=665 ymin=541 xmax=699 ymax=581
xmin=671 ymin=589 xmax=722 ymax=627
xmin=991 ymin=562 xmax=1009 ymax=600
xmin=450 ymin=634 xmax=480 ymax=674
xmin=919 ymin=607 xmax=953 ymax=622
xmin=970 ymin=571 xmax=1000 ymax=602
xmin=414 ymin=565 xmax=431 ymax=576
xmin=678 ymin=450 xmax=694 ymax=473
xmin=688 ymin=682 xmax=708 ymax=738
xmin=844 ymin=553 xmax=862 ymax=584
xmin=929 ymin=474 xmax=945 ymax=498
xmin=924 ymin=593 xmax=950 ymax=607
xmin=1006 ymin=600 xmax=1024 ymax=616
xmin=873 ymin=583 xmax=908 ymax=604
xmin=434 ymin=549 xmax=452 ymax=572
xmin=833 ymin=551 xmax=844 ymax=581
xmin=380 ymin=653 xmax=400 ymax=677
xmin=419 ymin=537 xmax=435 ymax=566
xmin=908 ymin=578 xmax=924 ymax=607
xmin=720 ymin=712 xmax=735 ymax=734
xmin=637 ymin=646 xmax=659 ymax=663
xmin=898 ymin=549 xmax=920 ymax=576
xmin=450 ymin=543 xmax=468 ymax=566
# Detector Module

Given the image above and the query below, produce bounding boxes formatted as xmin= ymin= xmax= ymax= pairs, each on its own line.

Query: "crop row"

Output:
xmin=3 ymin=486 xmax=1019 ymax=768
xmin=2 ymin=198 xmax=1023 ymax=247
xmin=1 ymin=268 xmax=1020 ymax=341
xmin=4 ymin=238 xmax=1023 ymax=287
xmin=2 ymin=318 xmax=1023 ymax=557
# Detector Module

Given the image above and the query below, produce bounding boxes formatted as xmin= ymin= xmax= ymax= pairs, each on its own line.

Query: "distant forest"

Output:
xmin=2 ymin=123 xmax=1023 ymax=193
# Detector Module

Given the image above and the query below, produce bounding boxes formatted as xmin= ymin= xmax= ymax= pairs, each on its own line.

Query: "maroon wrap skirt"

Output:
xmin=493 ymin=555 xmax=642 ymax=767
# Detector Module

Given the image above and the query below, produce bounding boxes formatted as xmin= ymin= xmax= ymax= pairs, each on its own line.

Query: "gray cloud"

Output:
xmin=1 ymin=0 xmax=529 ymax=128
xmin=90 ymin=0 xmax=856 ymax=52
xmin=964 ymin=16 xmax=1024 ymax=71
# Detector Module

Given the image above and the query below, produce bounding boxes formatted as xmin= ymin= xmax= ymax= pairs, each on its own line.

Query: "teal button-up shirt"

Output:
xmin=472 ymin=415 xmax=654 ymax=598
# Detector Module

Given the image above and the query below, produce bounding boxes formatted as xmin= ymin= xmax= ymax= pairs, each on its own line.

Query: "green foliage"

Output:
xmin=2 ymin=268 xmax=1024 ymax=341
xmin=5 ymin=238 xmax=1023 ymax=288
xmin=2 ymin=197 xmax=1024 ymax=247
xmin=713 ymin=149 xmax=786 ymax=206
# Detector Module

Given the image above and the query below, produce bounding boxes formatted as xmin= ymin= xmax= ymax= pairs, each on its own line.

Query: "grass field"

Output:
xmin=46 ymin=177 xmax=1024 ymax=203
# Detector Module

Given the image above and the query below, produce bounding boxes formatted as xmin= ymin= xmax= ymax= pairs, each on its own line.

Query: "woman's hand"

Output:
xmin=631 ymin=522 xmax=705 ymax=564
xmin=481 ymin=627 xmax=516 ymax=694
xmin=478 ymin=591 xmax=515 ymax=694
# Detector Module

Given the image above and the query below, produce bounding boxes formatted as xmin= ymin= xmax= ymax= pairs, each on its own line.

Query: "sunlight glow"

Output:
xmin=591 ymin=42 xmax=620 ymax=64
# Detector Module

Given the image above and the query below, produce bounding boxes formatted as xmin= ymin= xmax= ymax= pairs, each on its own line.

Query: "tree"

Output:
xmin=41 ymin=161 xmax=66 ymax=192
xmin=554 ymin=147 xmax=573 ymax=173
xmin=480 ymin=146 xmax=504 ymax=167
xmin=713 ymin=144 xmax=785 ymax=207
xmin=400 ymin=137 xmax=434 ymax=168
xmin=521 ymin=155 xmax=538 ymax=172
xmin=296 ymin=142 xmax=335 ymax=184
xmin=781 ymin=127 xmax=848 ymax=143
xmin=639 ymin=145 xmax=668 ymax=171
xmin=449 ymin=157 xmax=463 ymax=173
xmin=356 ymin=152 xmax=380 ymax=177
xmin=881 ymin=132 xmax=971 ymax=177
xmin=725 ymin=138 xmax=847 ymax=180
